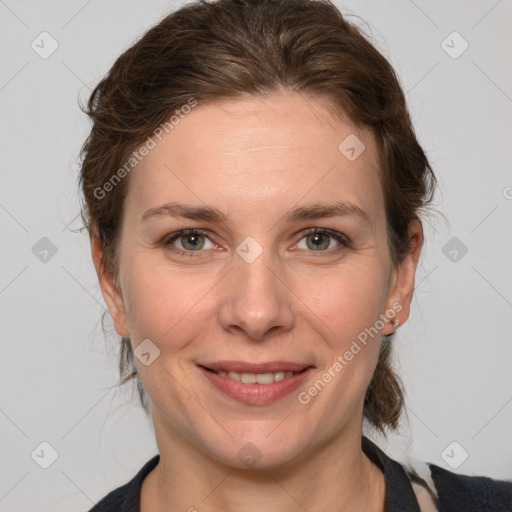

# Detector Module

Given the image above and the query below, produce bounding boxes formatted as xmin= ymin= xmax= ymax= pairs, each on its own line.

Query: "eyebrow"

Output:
xmin=141 ymin=201 xmax=371 ymax=225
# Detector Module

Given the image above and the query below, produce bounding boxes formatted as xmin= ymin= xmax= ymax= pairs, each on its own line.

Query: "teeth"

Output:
xmin=254 ymin=372 xmax=273 ymax=384
xmin=241 ymin=373 xmax=257 ymax=384
xmin=215 ymin=369 xmax=298 ymax=384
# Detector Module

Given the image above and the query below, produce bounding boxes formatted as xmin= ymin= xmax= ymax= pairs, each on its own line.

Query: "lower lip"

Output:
xmin=199 ymin=366 xmax=314 ymax=405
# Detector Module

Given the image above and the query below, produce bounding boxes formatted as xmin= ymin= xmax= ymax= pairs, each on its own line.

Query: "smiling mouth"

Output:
xmin=201 ymin=367 xmax=309 ymax=385
xmin=198 ymin=363 xmax=315 ymax=404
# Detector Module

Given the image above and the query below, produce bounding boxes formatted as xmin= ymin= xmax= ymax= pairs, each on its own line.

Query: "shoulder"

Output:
xmin=363 ymin=435 xmax=512 ymax=512
xmin=87 ymin=454 xmax=160 ymax=512
xmin=428 ymin=462 xmax=512 ymax=512
xmin=87 ymin=483 xmax=129 ymax=512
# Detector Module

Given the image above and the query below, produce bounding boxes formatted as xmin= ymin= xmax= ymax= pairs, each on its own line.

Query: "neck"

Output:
xmin=141 ymin=411 xmax=385 ymax=512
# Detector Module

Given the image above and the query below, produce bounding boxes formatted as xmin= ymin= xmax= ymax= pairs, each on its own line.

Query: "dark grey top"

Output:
xmin=88 ymin=436 xmax=512 ymax=511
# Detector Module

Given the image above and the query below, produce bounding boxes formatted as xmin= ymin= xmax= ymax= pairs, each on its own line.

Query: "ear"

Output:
xmin=382 ymin=219 xmax=423 ymax=335
xmin=91 ymin=230 xmax=130 ymax=338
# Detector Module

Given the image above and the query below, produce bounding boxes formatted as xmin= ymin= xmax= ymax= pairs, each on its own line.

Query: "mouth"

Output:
xmin=198 ymin=361 xmax=315 ymax=404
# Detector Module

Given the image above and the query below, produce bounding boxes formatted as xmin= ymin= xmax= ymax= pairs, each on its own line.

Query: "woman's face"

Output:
xmin=95 ymin=91 xmax=419 ymax=469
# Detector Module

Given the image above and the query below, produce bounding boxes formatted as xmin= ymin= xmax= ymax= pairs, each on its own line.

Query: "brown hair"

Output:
xmin=79 ymin=0 xmax=436 ymax=434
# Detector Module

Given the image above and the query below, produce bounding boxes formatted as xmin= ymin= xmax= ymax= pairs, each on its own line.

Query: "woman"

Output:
xmin=80 ymin=0 xmax=512 ymax=510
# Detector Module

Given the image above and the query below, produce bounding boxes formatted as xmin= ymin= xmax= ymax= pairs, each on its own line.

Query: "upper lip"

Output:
xmin=200 ymin=361 xmax=313 ymax=373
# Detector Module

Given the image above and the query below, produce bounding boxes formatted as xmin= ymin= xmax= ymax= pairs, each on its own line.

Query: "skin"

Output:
xmin=92 ymin=90 xmax=422 ymax=511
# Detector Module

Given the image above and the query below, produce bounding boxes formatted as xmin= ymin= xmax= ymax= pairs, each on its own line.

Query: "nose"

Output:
xmin=218 ymin=247 xmax=295 ymax=341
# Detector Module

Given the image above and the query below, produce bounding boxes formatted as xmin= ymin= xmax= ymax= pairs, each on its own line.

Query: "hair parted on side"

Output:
xmin=79 ymin=0 xmax=436 ymax=434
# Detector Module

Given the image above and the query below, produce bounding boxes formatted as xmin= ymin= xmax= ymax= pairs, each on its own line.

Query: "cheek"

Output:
xmin=297 ymin=261 xmax=390 ymax=348
xmin=121 ymin=260 xmax=219 ymax=350
xmin=122 ymin=253 xmax=390 ymax=353
xmin=294 ymin=263 xmax=388 ymax=407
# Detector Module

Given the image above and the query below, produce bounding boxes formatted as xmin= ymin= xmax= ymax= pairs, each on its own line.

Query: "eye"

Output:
xmin=295 ymin=228 xmax=350 ymax=252
xmin=165 ymin=229 xmax=216 ymax=256
xmin=163 ymin=227 xmax=350 ymax=258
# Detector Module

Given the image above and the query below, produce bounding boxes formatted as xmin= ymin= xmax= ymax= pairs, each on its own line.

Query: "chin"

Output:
xmin=199 ymin=420 xmax=317 ymax=471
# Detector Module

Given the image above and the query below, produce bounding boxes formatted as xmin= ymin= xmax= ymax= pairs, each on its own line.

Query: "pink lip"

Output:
xmin=198 ymin=363 xmax=315 ymax=405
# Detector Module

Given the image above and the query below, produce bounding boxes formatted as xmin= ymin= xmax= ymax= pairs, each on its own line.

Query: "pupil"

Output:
xmin=309 ymin=233 xmax=328 ymax=250
xmin=183 ymin=234 xmax=203 ymax=250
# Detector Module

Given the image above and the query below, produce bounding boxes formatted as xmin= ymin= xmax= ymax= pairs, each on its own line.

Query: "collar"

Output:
xmin=362 ymin=436 xmax=421 ymax=512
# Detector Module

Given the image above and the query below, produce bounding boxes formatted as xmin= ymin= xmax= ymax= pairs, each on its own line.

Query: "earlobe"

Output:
xmin=91 ymin=233 xmax=130 ymax=338
xmin=383 ymin=220 xmax=423 ymax=335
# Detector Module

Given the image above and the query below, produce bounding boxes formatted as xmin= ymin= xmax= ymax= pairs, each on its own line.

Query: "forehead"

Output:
xmin=126 ymin=91 xmax=383 ymax=224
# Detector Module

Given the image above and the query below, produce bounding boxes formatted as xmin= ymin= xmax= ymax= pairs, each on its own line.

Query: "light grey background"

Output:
xmin=1 ymin=0 xmax=511 ymax=510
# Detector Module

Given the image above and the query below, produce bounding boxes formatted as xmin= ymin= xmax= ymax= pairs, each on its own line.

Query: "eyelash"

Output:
xmin=163 ymin=228 xmax=351 ymax=258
